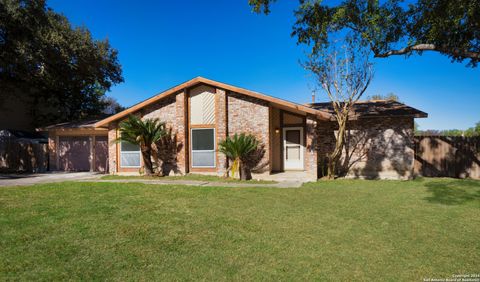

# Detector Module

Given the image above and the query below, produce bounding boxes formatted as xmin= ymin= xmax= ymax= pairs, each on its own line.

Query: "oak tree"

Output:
xmin=0 ymin=0 xmax=123 ymax=126
xmin=249 ymin=0 xmax=480 ymax=67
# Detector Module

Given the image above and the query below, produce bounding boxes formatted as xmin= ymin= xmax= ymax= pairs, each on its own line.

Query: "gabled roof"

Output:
xmin=94 ymin=77 xmax=330 ymax=127
xmin=307 ymin=100 xmax=428 ymax=120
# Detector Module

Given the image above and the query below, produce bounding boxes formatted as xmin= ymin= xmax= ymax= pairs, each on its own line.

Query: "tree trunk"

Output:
xmin=238 ymin=160 xmax=252 ymax=181
xmin=327 ymin=118 xmax=347 ymax=179
xmin=141 ymin=145 xmax=153 ymax=175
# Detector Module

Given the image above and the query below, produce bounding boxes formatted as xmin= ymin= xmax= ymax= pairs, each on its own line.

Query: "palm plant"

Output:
xmin=219 ymin=133 xmax=259 ymax=180
xmin=115 ymin=115 xmax=166 ymax=175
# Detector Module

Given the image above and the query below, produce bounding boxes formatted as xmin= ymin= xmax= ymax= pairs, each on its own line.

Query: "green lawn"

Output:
xmin=0 ymin=178 xmax=479 ymax=280
xmin=100 ymin=173 xmax=276 ymax=184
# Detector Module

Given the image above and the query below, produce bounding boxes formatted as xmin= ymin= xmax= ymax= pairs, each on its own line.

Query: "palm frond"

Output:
xmin=115 ymin=115 xmax=166 ymax=147
xmin=219 ymin=133 xmax=260 ymax=178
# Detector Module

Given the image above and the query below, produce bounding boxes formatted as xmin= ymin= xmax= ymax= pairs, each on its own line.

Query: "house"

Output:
xmin=41 ymin=77 xmax=427 ymax=180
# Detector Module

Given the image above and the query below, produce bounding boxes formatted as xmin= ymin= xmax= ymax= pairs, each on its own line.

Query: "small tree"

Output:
xmin=219 ymin=133 xmax=260 ymax=180
xmin=115 ymin=115 xmax=166 ymax=175
xmin=306 ymin=38 xmax=373 ymax=179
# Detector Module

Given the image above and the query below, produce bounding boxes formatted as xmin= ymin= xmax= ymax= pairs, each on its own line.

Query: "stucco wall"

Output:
xmin=316 ymin=116 xmax=415 ymax=179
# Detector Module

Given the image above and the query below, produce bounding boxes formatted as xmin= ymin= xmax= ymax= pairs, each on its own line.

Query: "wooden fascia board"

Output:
xmin=94 ymin=76 xmax=330 ymax=127
xmin=94 ymin=79 xmax=197 ymax=127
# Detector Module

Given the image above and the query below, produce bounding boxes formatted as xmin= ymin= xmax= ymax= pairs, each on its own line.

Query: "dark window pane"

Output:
xmin=121 ymin=141 xmax=140 ymax=152
xmin=286 ymin=130 xmax=300 ymax=145
xmin=192 ymin=129 xmax=214 ymax=150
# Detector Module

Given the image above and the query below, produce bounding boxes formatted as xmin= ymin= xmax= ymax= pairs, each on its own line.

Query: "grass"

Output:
xmin=0 ymin=178 xmax=479 ymax=280
xmin=100 ymin=173 xmax=276 ymax=184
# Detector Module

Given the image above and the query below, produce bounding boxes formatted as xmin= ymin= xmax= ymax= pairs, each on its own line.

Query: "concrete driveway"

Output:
xmin=0 ymin=172 xmax=103 ymax=187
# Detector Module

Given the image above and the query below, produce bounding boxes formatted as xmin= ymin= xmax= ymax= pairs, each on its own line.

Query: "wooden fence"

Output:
xmin=414 ymin=136 xmax=480 ymax=179
xmin=0 ymin=138 xmax=48 ymax=173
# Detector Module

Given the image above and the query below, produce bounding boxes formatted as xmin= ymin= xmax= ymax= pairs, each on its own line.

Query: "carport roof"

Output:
xmin=38 ymin=118 xmax=109 ymax=131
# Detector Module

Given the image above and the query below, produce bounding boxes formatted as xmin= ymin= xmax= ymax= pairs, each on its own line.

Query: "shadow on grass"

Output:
xmin=424 ymin=179 xmax=480 ymax=205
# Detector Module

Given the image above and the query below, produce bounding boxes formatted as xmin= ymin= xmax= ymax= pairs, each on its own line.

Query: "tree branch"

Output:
xmin=374 ymin=44 xmax=480 ymax=60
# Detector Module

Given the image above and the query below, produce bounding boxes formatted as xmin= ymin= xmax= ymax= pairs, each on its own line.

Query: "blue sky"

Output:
xmin=48 ymin=0 xmax=479 ymax=130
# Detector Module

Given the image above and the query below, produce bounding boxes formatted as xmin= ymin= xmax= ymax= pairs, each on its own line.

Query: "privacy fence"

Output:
xmin=414 ymin=136 xmax=480 ymax=179
xmin=0 ymin=138 xmax=48 ymax=173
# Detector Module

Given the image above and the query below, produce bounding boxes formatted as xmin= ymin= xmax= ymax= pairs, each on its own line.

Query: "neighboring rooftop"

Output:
xmin=38 ymin=118 xmax=109 ymax=131
xmin=0 ymin=129 xmax=47 ymax=142
xmin=307 ymin=100 xmax=428 ymax=120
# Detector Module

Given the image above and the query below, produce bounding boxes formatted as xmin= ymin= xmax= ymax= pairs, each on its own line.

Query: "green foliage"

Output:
xmin=250 ymin=0 xmax=480 ymax=67
xmin=417 ymin=120 xmax=480 ymax=136
xmin=414 ymin=121 xmax=421 ymax=135
xmin=368 ymin=92 xmax=399 ymax=101
xmin=101 ymin=97 xmax=125 ymax=115
xmin=219 ymin=133 xmax=260 ymax=180
xmin=116 ymin=116 xmax=166 ymax=147
xmin=116 ymin=116 xmax=166 ymax=175
xmin=0 ymin=0 xmax=123 ymax=126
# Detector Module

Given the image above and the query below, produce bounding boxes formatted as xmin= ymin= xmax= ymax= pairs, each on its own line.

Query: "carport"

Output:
xmin=39 ymin=119 xmax=108 ymax=172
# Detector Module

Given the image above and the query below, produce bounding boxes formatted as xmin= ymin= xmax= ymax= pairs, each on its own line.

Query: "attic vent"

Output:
xmin=190 ymin=85 xmax=216 ymax=125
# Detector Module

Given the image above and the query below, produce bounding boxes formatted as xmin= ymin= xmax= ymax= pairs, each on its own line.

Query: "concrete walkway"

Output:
xmin=82 ymin=179 xmax=304 ymax=188
xmin=0 ymin=172 xmax=305 ymax=188
xmin=0 ymin=172 xmax=103 ymax=187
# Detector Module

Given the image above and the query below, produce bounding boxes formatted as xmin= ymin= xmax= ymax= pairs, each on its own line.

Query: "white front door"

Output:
xmin=283 ymin=127 xmax=304 ymax=170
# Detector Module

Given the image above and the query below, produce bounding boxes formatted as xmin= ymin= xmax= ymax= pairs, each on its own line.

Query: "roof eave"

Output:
xmin=94 ymin=77 xmax=330 ymax=127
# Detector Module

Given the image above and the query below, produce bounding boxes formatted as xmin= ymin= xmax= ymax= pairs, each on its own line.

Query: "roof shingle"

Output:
xmin=307 ymin=100 xmax=428 ymax=120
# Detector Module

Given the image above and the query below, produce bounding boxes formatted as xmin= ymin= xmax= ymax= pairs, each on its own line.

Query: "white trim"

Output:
xmin=283 ymin=127 xmax=304 ymax=170
xmin=191 ymin=128 xmax=216 ymax=168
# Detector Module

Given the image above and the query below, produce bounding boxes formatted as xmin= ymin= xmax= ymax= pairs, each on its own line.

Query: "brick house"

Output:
xmin=42 ymin=77 xmax=427 ymax=180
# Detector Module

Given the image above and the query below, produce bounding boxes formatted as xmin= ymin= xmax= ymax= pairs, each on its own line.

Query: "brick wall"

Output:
xmin=216 ymin=88 xmax=227 ymax=175
xmin=175 ymin=91 xmax=187 ymax=174
xmin=142 ymin=95 xmax=177 ymax=128
xmin=316 ymin=116 xmax=415 ymax=179
xmin=227 ymin=92 xmax=270 ymax=174
xmin=305 ymin=116 xmax=318 ymax=179
xmin=108 ymin=123 xmax=117 ymax=174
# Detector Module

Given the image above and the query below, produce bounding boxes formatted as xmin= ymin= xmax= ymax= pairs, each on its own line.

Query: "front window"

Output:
xmin=120 ymin=141 xmax=141 ymax=167
xmin=191 ymin=128 xmax=215 ymax=168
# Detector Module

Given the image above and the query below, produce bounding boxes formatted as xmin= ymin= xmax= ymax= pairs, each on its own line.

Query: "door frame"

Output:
xmin=282 ymin=126 xmax=304 ymax=170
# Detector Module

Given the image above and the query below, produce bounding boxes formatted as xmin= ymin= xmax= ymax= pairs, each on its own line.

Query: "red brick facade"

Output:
xmin=316 ymin=116 xmax=415 ymax=179
xmin=227 ymin=92 xmax=270 ymax=174
xmin=102 ymin=81 xmax=416 ymax=180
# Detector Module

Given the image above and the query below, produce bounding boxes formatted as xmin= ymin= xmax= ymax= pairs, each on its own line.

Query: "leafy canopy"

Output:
xmin=219 ymin=133 xmax=259 ymax=178
xmin=417 ymin=121 xmax=480 ymax=137
xmin=116 ymin=116 xmax=166 ymax=148
xmin=0 ymin=0 xmax=123 ymax=126
xmin=250 ymin=0 xmax=480 ymax=67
